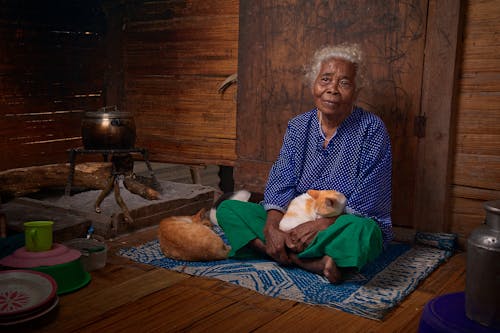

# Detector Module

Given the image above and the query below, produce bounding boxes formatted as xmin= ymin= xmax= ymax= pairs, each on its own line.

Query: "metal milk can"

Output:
xmin=465 ymin=200 xmax=500 ymax=329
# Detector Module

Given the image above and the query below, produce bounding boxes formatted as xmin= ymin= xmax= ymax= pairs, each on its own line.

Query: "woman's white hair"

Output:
xmin=305 ymin=43 xmax=366 ymax=90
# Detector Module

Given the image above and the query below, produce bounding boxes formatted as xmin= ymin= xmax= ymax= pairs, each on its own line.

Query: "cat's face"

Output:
xmin=307 ymin=189 xmax=346 ymax=217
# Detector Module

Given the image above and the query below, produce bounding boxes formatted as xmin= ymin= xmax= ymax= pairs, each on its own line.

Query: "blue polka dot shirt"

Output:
xmin=263 ymin=106 xmax=394 ymax=245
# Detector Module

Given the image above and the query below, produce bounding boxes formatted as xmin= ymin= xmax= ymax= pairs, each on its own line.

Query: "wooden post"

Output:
xmin=413 ymin=0 xmax=464 ymax=232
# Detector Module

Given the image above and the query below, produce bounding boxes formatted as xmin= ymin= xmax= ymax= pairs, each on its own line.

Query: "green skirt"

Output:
xmin=216 ymin=199 xmax=383 ymax=270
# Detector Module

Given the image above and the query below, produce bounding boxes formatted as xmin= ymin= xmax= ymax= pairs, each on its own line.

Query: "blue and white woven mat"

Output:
xmin=118 ymin=228 xmax=455 ymax=320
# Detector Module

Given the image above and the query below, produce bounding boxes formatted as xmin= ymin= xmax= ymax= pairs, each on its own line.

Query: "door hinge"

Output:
xmin=414 ymin=115 xmax=426 ymax=138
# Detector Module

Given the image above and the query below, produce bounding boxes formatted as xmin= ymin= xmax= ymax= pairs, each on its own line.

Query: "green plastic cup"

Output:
xmin=24 ymin=221 xmax=54 ymax=252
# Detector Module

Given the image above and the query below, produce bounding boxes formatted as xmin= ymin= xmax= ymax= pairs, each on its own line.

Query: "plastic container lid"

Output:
xmin=0 ymin=244 xmax=81 ymax=268
xmin=65 ymin=238 xmax=107 ymax=272
xmin=418 ymin=292 xmax=499 ymax=333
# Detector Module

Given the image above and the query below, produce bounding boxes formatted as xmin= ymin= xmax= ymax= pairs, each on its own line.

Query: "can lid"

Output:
xmin=484 ymin=200 xmax=500 ymax=213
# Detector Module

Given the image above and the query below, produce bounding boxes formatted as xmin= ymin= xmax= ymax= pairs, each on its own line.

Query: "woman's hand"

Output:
xmin=263 ymin=210 xmax=291 ymax=265
xmin=286 ymin=217 xmax=337 ymax=253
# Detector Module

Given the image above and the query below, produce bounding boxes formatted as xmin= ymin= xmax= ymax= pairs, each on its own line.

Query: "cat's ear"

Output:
xmin=193 ymin=208 xmax=207 ymax=221
xmin=307 ymin=189 xmax=319 ymax=199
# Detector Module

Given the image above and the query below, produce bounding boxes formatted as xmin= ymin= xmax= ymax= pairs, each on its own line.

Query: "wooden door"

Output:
xmin=235 ymin=0 xmax=462 ymax=230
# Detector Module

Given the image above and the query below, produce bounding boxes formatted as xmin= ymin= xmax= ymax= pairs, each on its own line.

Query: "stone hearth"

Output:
xmin=3 ymin=180 xmax=215 ymax=242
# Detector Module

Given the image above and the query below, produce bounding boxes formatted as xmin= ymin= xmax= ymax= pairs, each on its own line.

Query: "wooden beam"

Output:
xmin=413 ymin=0 xmax=464 ymax=232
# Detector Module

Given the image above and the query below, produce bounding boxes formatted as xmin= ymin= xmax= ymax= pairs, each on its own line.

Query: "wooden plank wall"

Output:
xmin=450 ymin=0 xmax=500 ymax=248
xmin=235 ymin=0 xmax=434 ymax=229
xmin=123 ymin=0 xmax=239 ymax=166
xmin=0 ymin=0 xmax=106 ymax=171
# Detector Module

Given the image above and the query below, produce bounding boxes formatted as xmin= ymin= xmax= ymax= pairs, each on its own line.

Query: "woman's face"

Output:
xmin=312 ymin=58 xmax=357 ymax=118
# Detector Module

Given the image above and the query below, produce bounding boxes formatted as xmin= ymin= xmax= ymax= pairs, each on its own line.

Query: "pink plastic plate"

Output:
xmin=0 ymin=270 xmax=57 ymax=317
xmin=0 ymin=243 xmax=81 ymax=268
xmin=0 ymin=296 xmax=59 ymax=326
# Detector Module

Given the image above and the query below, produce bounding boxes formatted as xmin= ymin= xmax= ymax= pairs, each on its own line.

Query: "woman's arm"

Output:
xmin=346 ymin=120 xmax=393 ymax=243
xmin=262 ymin=122 xmax=300 ymax=264
xmin=263 ymin=122 xmax=299 ymax=211
xmin=263 ymin=209 xmax=291 ymax=265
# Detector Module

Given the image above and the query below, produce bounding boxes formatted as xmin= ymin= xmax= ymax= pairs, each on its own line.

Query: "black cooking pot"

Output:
xmin=81 ymin=106 xmax=136 ymax=150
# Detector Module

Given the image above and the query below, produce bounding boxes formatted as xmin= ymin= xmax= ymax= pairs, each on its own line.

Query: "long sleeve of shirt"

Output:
xmin=263 ymin=106 xmax=393 ymax=245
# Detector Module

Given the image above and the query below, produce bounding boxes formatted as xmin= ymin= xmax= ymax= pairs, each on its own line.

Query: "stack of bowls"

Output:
xmin=0 ymin=243 xmax=91 ymax=295
xmin=0 ymin=270 xmax=59 ymax=326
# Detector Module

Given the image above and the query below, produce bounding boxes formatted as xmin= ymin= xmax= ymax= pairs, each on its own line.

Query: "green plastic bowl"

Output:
xmin=32 ymin=258 xmax=91 ymax=295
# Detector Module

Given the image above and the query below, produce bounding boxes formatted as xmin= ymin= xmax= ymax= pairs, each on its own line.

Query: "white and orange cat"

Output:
xmin=158 ymin=208 xmax=230 ymax=261
xmin=279 ymin=189 xmax=347 ymax=232
xmin=209 ymin=189 xmax=346 ymax=232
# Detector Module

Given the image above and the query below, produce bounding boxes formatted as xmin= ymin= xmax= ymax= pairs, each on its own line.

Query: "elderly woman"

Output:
xmin=217 ymin=44 xmax=393 ymax=283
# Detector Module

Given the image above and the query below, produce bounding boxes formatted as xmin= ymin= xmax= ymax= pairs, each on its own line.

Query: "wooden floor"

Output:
xmin=9 ymin=226 xmax=466 ymax=333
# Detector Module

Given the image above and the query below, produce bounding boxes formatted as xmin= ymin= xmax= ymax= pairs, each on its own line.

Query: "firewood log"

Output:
xmin=114 ymin=179 xmax=133 ymax=223
xmin=0 ymin=162 xmax=112 ymax=200
xmin=123 ymin=176 xmax=161 ymax=200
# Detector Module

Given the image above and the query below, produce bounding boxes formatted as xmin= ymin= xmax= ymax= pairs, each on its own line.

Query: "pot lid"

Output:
xmin=84 ymin=111 xmax=133 ymax=118
xmin=0 ymin=243 xmax=81 ymax=268
xmin=84 ymin=105 xmax=132 ymax=118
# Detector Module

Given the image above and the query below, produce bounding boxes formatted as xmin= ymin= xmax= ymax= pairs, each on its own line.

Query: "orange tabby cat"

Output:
xmin=158 ymin=208 xmax=230 ymax=261
xmin=279 ymin=189 xmax=347 ymax=232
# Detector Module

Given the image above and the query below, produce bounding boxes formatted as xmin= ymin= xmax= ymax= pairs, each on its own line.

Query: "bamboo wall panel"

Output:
xmin=0 ymin=1 xmax=106 ymax=171
xmin=450 ymin=185 xmax=500 ymax=249
xmin=123 ymin=0 xmax=239 ymax=166
xmin=450 ymin=0 xmax=500 ymax=247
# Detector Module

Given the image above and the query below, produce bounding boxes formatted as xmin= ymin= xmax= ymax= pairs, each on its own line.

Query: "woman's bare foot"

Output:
xmin=290 ymin=254 xmax=342 ymax=284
